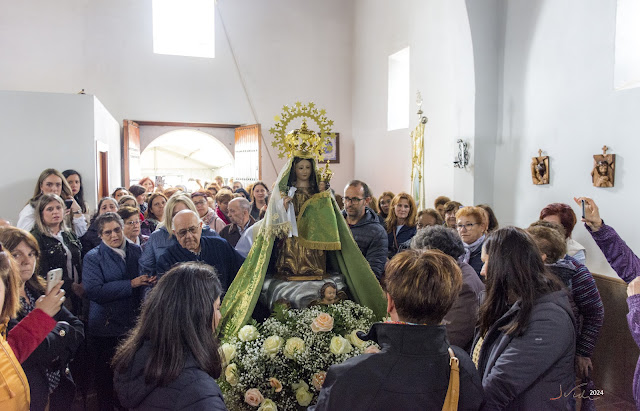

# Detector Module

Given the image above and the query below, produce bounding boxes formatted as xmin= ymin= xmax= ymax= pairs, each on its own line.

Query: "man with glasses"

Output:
xmin=342 ymin=180 xmax=388 ymax=279
xmin=156 ymin=210 xmax=244 ymax=291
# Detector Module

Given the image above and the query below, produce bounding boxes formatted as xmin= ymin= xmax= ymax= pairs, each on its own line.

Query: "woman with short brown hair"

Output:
xmin=313 ymin=250 xmax=483 ymax=410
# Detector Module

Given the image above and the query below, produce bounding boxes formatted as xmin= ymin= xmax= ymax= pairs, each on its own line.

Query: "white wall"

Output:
xmin=494 ymin=0 xmax=640 ymax=276
xmin=0 ymin=0 xmax=355 ymax=192
xmin=352 ymin=0 xmax=477 ymax=205
xmin=0 ymin=91 xmax=102 ymax=222
xmin=93 ymin=97 xmax=122 ymax=202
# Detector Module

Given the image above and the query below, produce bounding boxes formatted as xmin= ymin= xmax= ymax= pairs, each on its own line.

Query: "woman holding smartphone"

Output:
xmin=0 ymin=227 xmax=84 ymax=411
xmin=30 ymin=194 xmax=83 ymax=317
xmin=18 ymin=168 xmax=87 ymax=237
xmin=0 ymin=243 xmax=66 ymax=410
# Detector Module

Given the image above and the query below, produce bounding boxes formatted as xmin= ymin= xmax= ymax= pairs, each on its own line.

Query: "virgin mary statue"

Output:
xmin=220 ymin=103 xmax=386 ymax=337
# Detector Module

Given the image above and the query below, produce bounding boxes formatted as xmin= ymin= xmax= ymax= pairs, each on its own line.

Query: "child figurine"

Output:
xmin=310 ymin=281 xmax=347 ymax=306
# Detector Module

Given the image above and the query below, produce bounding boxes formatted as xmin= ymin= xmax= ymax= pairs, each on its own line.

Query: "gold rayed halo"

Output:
xmin=269 ymin=101 xmax=335 ymax=160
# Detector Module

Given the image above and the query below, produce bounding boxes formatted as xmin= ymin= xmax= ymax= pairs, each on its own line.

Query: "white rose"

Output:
xmin=283 ymin=337 xmax=305 ymax=359
xmin=238 ymin=325 xmax=260 ymax=342
xmin=295 ymin=387 xmax=314 ymax=407
xmin=225 ymin=363 xmax=239 ymax=386
xmin=347 ymin=330 xmax=367 ymax=349
xmin=263 ymin=335 xmax=284 ymax=357
xmin=221 ymin=343 xmax=237 ymax=362
xmin=258 ymin=398 xmax=278 ymax=411
xmin=329 ymin=336 xmax=352 ymax=355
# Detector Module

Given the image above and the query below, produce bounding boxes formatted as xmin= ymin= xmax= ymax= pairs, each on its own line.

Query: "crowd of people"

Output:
xmin=0 ymin=166 xmax=637 ymax=410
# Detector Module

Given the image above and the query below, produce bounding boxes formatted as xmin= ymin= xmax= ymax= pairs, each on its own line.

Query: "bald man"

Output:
xmin=219 ymin=197 xmax=255 ymax=247
xmin=156 ymin=210 xmax=244 ymax=291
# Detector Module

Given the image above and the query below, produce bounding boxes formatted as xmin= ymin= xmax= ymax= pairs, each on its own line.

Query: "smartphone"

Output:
xmin=581 ymin=199 xmax=586 ymax=219
xmin=46 ymin=268 xmax=63 ymax=294
xmin=64 ymin=199 xmax=73 ymax=210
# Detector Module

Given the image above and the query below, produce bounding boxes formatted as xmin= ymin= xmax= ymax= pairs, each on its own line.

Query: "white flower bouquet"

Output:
xmin=218 ymin=300 xmax=379 ymax=410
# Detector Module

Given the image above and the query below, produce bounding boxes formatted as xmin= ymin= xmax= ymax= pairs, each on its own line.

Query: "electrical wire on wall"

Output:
xmin=215 ymin=0 xmax=278 ymax=176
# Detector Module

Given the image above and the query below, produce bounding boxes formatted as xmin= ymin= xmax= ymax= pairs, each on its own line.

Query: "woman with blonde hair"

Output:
xmin=385 ymin=192 xmax=417 ymax=258
xmin=30 ymin=194 xmax=84 ymax=315
xmin=18 ymin=168 xmax=87 ymax=237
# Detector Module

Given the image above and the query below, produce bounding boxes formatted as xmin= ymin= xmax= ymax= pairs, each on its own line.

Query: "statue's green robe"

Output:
xmin=220 ymin=189 xmax=387 ymax=337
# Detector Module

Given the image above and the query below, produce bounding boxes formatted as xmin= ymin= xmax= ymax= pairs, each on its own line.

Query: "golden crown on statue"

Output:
xmin=269 ymin=101 xmax=335 ymax=160
xmin=319 ymin=161 xmax=333 ymax=183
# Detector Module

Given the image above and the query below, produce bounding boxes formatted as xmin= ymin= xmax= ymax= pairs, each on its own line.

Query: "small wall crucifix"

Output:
xmin=592 ymin=145 xmax=615 ymax=188
xmin=531 ymin=149 xmax=549 ymax=185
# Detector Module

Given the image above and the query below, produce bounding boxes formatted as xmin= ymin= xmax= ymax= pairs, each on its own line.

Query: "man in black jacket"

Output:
xmin=342 ymin=180 xmax=387 ymax=279
xmin=157 ymin=210 xmax=244 ymax=291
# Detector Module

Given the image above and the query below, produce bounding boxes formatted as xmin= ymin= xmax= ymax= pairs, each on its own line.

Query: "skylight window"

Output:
xmin=614 ymin=0 xmax=640 ymax=90
xmin=152 ymin=0 xmax=215 ymax=58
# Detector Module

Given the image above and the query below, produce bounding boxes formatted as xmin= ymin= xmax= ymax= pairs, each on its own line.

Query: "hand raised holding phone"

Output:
xmin=35 ymin=280 xmax=65 ymax=318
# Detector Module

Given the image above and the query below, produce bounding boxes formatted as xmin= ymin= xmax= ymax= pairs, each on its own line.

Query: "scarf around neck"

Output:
xmin=216 ymin=206 xmax=230 ymax=225
xmin=463 ymin=234 xmax=485 ymax=264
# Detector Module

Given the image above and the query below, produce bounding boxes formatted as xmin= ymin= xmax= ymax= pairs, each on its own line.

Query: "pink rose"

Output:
xmin=310 ymin=313 xmax=334 ymax=332
xmin=244 ymin=388 xmax=264 ymax=407
xmin=364 ymin=345 xmax=380 ymax=354
xmin=269 ymin=377 xmax=283 ymax=393
xmin=312 ymin=371 xmax=327 ymax=390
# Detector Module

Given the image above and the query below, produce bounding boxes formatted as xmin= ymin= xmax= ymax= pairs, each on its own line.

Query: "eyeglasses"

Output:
xmin=102 ymin=227 xmax=122 ymax=237
xmin=456 ymin=223 xmax=479 ymax=231
xmin=344 ymin=197 xmax=365 ymax=204
xmin=125 ymin=220 xmax=141 ymax=226
xmin=193 ymin=200 xmax=208 ymax=207
xmin=176 ymin=226 xmax=200 ymax=238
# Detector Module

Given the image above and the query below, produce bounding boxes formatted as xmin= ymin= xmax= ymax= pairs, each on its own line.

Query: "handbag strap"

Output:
xmin=442 ymin=347 xmax=460 ymax=411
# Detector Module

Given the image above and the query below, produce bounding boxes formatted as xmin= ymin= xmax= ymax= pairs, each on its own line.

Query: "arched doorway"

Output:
xmin=139 ymin=129 xmax=234 ymax=191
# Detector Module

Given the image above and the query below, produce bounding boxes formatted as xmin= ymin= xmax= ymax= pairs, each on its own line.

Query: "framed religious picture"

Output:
xmin=323 ymin=133 xmax=340 ymax=163
xmin=592 ymin=145 xmax=615 ymax=188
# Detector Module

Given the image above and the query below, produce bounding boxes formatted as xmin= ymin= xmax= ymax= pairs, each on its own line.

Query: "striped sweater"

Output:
xmin=565 ymin=254 xmax=604 ymax=358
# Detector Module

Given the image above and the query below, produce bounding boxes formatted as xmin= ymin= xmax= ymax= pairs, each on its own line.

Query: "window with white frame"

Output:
xmin=388 ymin=47 xmax=410 ymax=130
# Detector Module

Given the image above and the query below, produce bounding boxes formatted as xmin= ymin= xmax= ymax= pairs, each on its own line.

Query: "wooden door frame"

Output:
xmin=122 ymin=120 xmax=242 ymax=187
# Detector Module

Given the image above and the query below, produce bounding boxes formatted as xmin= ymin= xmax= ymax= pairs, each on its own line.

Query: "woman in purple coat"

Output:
xmin=575 ymin=196 xmax=640 ymax=410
